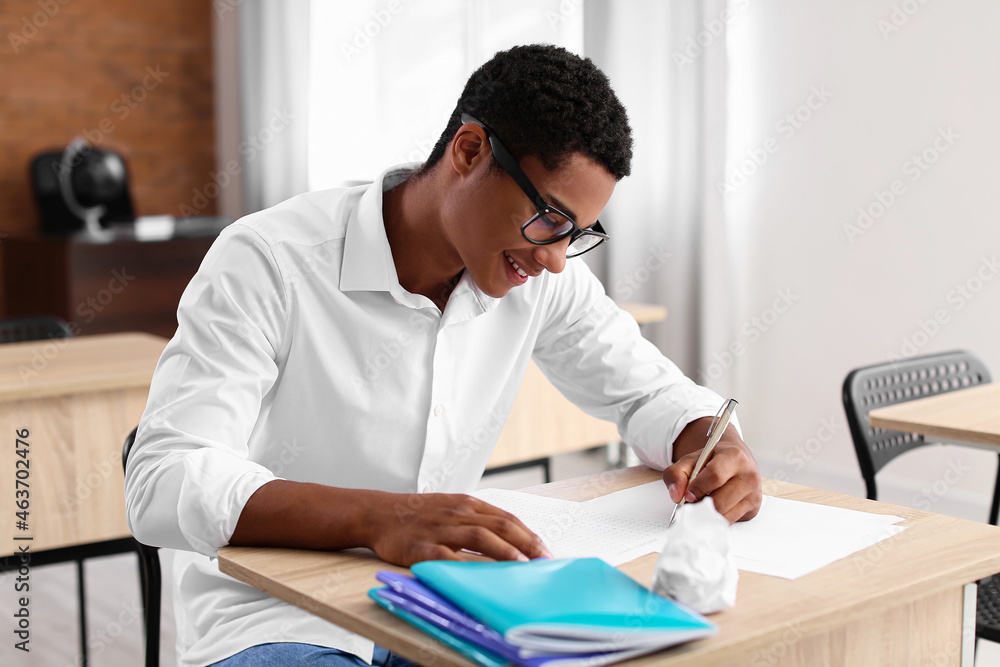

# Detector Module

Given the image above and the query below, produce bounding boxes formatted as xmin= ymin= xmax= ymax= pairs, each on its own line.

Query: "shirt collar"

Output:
xmin=339 ymin=163 xmax=420 ymax=295
xmin=339 ymin=163 xmax=501 ymax=319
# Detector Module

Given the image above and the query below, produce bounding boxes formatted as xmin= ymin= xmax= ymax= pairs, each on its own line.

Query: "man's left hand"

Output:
xmin=662 ymin=417 xmax=762 ymax=523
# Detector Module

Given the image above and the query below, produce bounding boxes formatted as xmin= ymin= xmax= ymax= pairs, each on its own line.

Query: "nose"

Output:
xmin=532 ymin=238 xmax=570 ymax=274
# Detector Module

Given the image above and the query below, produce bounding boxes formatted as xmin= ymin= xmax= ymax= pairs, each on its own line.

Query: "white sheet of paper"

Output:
xmin=473 ymin=488 xmax=671 ymax=566
xmin=580 ymin=481 xmax=908 ymax=579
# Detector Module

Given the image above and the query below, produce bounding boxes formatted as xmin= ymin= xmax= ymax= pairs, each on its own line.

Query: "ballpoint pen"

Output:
xmin=668 ymin=398 xmax=739 ymax=527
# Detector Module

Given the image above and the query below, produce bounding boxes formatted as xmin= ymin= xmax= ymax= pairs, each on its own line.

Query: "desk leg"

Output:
xmin=607 ymin=441 xmax=638 ymax=468
xmin=963 ymin=583 xmax=977 ymax=667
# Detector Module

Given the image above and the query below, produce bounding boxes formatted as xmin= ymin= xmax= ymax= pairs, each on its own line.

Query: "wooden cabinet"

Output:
xmin=2 ymin=228 xmax=223 ymax=338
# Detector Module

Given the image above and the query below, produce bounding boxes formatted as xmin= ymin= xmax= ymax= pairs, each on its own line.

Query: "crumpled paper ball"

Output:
xmin=651 ymin=496 xmax=738 ymax=614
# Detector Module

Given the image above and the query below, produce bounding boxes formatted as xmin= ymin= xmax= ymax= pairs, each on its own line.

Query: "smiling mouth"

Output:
xmin=504 ymin=251 xmax=528 ymax=278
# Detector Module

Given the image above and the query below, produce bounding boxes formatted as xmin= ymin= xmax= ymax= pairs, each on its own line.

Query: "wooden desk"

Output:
xmin=869 ymin=383 xmax=1000 ymax=450
xmin=488 ymin=302 xmax=667 ymax=468
xmin=219 ymin=466 xmax=1000 ymax=666
xmin=0 ymin=332 xmax=167 ymax=558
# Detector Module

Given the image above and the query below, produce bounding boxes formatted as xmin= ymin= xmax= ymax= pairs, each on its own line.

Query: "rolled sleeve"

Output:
xmin=125 ymin=224 xmax=288 ymax=557
xmin=532 ymin=260 xmax=737 ymax=470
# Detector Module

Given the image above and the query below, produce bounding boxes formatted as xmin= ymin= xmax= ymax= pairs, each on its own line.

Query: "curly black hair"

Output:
xmin=421 ymin=44 xmax=633 ymax=181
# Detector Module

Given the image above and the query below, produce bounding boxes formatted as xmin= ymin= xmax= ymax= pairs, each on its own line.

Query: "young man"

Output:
xmin=126 ymin=44 xmax=761 ymax=667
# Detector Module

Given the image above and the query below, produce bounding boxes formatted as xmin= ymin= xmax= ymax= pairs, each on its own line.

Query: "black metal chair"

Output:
xmin=123 ymin=427 xmax=162 ymax=667
xmin=0 ymin=315 xmax=73 ymax=344
xmin=842 ymin=349 xmax=1000 ymax=644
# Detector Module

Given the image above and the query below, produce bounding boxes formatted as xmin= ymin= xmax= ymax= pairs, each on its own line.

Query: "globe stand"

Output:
xmin=58 ymin=139 xmax=118 ymax=243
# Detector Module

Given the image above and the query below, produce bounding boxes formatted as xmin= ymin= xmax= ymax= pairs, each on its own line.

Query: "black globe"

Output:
xmin=70 ymin=148 xmax=127 ymax=207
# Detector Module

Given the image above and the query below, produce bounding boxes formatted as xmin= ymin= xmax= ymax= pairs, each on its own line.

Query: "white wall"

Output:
xmin=724 ymin=0 xmax=1000 ymax=520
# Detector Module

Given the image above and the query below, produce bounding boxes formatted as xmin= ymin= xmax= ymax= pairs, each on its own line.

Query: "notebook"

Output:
xmin=370 ymin=557 xmax=716 ymax=666
xmin=370 ymin=570 xmax=687 ymax=667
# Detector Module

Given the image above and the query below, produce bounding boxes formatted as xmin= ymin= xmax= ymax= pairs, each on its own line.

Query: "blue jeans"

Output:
xmin=208 ymin=643 xmax=419 ymax=667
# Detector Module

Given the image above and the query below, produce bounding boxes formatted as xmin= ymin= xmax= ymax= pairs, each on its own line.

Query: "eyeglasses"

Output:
xmin=460 ymin=113 xmax=609 ymax=258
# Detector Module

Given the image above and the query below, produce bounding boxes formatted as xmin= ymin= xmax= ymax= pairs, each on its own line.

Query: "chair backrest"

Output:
xmin=0 ymin=316 xmax=73 ymax=344
xmin=122 ymin=427 xmax=138 ymax=474
xmin=842 ymin=350 xmax=991 ymax=500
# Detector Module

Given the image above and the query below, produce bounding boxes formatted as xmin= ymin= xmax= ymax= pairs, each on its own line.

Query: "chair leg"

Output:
xmin=542 ymin=457 xmax=552 ymax=484
xmin=864 ymin=474 xmax=878 ymax=502
xmin=139 ymin=546 xmax=161 ymax=667
xmin=990 ymin=454 xmax=1000 ymax=526
xmin=135 ymin=545 xmax=148 ymax=643
xmin=76 ymin=559 xmax=89 ymax=667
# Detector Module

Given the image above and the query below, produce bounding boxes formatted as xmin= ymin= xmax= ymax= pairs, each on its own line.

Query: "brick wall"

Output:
xmin=0 ymin=0 xmax=216 ymax=315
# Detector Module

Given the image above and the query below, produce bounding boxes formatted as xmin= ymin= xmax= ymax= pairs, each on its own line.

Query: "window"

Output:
xmin=307 ymin=0 xmax=584 ymax=190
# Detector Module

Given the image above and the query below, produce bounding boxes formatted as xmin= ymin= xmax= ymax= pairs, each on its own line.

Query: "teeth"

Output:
xmin=505 ymin=252 xmax=528 ymax=278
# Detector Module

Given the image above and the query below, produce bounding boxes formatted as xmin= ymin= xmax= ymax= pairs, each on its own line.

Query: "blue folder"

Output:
xmin=370 ymin=559 xmax=716 ymax=667
xmin=368 ymin=587 xmax=508 ymax=667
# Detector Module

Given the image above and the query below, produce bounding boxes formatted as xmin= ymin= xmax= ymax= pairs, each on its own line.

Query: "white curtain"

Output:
xmin=585 ymin=0 xmax=735 ymax=396
xmin=238 ymin=1 xmax=311 ymax=213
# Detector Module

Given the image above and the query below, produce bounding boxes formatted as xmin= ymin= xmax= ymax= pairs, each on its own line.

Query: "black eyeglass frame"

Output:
xmin=460 ymin=113 xmax=609 ymax=258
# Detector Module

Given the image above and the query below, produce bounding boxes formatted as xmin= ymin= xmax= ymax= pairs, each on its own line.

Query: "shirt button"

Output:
xmin=433 ymin=405 xmax=444 ymax=417
xmin=422 ymin=485 xmax=433 ymax=493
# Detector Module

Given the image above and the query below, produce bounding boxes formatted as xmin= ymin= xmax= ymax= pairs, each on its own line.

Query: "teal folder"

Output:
xmin=410 ymin=558 xmax=716 ymax=655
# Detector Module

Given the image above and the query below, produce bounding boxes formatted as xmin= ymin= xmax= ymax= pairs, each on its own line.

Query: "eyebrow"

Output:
xmin=544 ymin=193 xmax=578 ymax=223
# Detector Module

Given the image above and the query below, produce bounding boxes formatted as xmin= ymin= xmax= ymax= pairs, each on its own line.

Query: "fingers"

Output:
xmin=382 ymin=494 xmax=553 ymax=567
xmin=441 ymin=524 xmax=533 ymax=562
xmin=464 ymin=497 xmax=554 ymax=559
xmin=684 ymin=446 xmax=739 ymax=503
xmin=663 ymin=444 xmax=762 ymax=523
xmin=662 ymin=452 xmax=699 ymax=503
xmin=709 ymin=473 xmax=763 ymax=524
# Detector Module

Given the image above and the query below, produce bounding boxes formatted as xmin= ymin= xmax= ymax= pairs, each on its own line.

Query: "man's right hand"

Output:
xmin=229 ymin=480 xmax=552 ymax=567
xmin=367 ymin=492 xmax=554 ymax=567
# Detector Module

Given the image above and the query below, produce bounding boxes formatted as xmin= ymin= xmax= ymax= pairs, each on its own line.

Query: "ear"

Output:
xmin=448 ymin=122 xmax=490 ymax=178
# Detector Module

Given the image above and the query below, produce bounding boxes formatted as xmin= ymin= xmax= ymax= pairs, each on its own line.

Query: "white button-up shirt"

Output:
xmin=125 ymin=164 xmax=729 ymax=667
